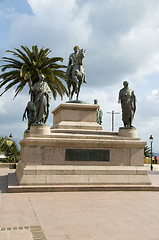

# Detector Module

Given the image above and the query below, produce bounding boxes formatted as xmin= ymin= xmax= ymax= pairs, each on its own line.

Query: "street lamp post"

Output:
xmin=149 ymin=135 xmax=153 ymax=171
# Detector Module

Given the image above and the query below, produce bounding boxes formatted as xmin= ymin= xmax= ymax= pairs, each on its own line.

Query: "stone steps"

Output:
xmin=46 ymin=133 xmax=137 ymax=141
xmin=8 ymin=182 xmax=159 ymax=193
xmin=15 ymin=165 xmax=151 ymax=186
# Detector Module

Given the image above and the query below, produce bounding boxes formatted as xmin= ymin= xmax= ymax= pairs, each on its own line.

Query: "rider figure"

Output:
xmin=66 ymin=46 xmax=87 ymax=87
xmin=66 ymin=46 xmax=79 ymax=82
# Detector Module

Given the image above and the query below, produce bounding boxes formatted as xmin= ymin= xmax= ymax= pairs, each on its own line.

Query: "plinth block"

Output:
xmin=118 ymin=127 xmax=138 ymax=138
xmin=51 ymin=103 xmax=102 ymax=130
xmin=29 ymin=124 xmax=50 ymax=136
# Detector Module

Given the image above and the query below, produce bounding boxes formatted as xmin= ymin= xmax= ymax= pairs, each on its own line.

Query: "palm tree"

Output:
xmin=144 ymin=145 xmax=153 ymax=158
xmin=0 ymin=45 xmax=68 ymax=99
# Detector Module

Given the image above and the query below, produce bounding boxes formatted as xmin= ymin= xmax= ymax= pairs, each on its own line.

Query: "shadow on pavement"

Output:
xmin=0 ymin=175 xmax=8 ymax=193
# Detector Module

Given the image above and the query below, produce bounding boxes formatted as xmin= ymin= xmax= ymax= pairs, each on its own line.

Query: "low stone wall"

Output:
xmin=0 ymin=163 xmax=17 ymax=169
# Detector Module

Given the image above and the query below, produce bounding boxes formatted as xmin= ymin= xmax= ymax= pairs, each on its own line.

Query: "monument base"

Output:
xmin=15 ymin=103 xmax=150 ymax=188
xmin=16 ymin=164 xmax=151 ymax=186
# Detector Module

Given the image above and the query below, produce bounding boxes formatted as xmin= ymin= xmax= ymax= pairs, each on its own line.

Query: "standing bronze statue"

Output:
xmin=118 ymin=81 xmax=136 ymax=128
xmin=31 ymin=74 xmax=51 ymax=124
xmin=23 ymin=74 xmax=51 ymax=131
xmin=66 ymin=46 xmax=87 ymax=100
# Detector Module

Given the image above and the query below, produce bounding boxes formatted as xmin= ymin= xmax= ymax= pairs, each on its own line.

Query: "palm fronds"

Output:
xmin=0 ymin=45 xmax=68 ymax=99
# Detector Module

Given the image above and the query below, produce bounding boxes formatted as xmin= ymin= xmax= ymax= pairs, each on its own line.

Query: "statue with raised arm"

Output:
xmin=31 ymin=74 xmax=51 ymax=124
xmin=118 ymin=81 xmax=136 ymax=128
xmin=66 ymin=46 xmax=87 ymax=100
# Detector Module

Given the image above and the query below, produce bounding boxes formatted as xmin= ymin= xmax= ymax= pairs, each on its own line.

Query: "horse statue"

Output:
xmin=66 ymin=48 xmax=86 ymax=100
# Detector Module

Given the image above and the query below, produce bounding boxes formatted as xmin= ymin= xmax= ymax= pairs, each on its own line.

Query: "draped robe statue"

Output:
xmin=32 ymin=74 xmax=51 ymax=124
xmin=118 ymin=81 xmax=136 ymax=128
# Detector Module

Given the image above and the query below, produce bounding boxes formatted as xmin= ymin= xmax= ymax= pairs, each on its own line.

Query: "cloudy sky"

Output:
xmin=0 ymin=0 xmax=159 ymax=152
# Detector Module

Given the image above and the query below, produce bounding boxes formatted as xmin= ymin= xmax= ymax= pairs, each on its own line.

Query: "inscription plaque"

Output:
xmin=65 ymin=149 xmax=110 ymax=161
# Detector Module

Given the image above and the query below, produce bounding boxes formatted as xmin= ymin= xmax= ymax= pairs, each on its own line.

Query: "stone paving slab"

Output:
xmin=27 ymin=191 xmax=159 ymax=240
xmin=1 ymin=168 xmax=159 ymax=239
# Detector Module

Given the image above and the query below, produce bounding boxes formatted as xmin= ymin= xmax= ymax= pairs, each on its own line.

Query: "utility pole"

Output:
xmin=107 ymin=110 xmax=120 ymax=132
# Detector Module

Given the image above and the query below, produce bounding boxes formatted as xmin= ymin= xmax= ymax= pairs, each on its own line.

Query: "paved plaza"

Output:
xmin=0 ymin=167 xmax=159 ymax=239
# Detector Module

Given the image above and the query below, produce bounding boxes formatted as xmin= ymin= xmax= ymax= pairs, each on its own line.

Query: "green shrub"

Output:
xmin=0 ymin=135 xmax=20 ymax=163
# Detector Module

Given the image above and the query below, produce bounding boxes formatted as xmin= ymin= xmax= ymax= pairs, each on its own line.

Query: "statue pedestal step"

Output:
xmin=15 ymin=164 xmax=151 ymax=186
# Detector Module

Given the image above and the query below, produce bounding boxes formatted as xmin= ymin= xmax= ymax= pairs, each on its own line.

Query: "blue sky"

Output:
xmin=0 ymin=0 xmax=159 ymax=152
xmin=0 ymin=0 xmax=32 ymax=45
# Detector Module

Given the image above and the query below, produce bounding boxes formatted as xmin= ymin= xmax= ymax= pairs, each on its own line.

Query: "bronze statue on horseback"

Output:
xmin=66 ymin=46 xmax=87 ymax=100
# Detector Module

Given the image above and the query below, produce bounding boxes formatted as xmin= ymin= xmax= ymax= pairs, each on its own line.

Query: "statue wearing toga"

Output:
xmin=32 ymin=74 xmax=51 ymax=124
xmin=23 ymin=73 xmax=51 ymax=130
xmin=118 ymin=81 xmax=136 ymax=128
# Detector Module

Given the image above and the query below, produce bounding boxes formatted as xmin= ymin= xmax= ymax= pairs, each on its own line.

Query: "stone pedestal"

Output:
xmin=30 ymin=124 xmax=50 ymax=136
xmin=15 ymin=102 xmax=150 ymax=187
xmin=118 ymin=127 xmax=138 ymax=138
xmin=23 ymin=124 xmax=50 ymax=139
xmin=52 ymin=102 xmax=102 ymax=130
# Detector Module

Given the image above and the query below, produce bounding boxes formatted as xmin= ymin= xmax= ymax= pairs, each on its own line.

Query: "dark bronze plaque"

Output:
xmin=65 ymin=149 xmax=110 ymax=161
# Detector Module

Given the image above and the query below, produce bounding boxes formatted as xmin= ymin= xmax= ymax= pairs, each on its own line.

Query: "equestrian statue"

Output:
xmin=66 ymin=46 xmax=87 ymax=100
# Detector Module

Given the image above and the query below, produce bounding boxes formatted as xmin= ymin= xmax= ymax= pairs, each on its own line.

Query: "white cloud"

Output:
xmin=0 ymin=89 xmax=29 ymax=134
xmin=4 ymin=0 xmax=159 ymax=89
xmin=133 ymin=89 xmax=159 ymax=151
xmin=10 ymin=0 xmax=91 ymax=54
xmin=0 ymin=8 xmax=17 ymax=19
xmin=0 ymin=101 xmax=5 ymax=114
xmin=137 ymin=90 xmax=159 ymax=120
